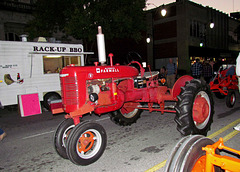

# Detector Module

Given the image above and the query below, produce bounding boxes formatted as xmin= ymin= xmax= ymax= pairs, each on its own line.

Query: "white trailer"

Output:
xmin=0 ymin=40 xmax=92 ymax=110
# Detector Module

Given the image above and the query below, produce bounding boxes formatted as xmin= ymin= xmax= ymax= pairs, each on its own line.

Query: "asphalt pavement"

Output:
xmin=0 ymin=94 xmax=240 ymax=172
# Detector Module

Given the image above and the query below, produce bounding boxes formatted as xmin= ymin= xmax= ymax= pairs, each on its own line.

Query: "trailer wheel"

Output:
xmin=54 ymin=119 xmax=75 ymax=159
xmin=175 ymin=79 xmax=214 ymax=136
xmin=165 ymin=135 xmax=221 ymax=172
xmin=109 ymin=102 xmax=142 ymax=126
xmin=66 ymin=121 xmax=107 ymax=165
xmin=226 ymin=90 xmax=236 ymax=108
xmin=43 ymin=92 xmax=61 ymax=110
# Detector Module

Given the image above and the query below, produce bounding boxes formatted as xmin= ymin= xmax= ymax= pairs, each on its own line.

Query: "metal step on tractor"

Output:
xmin=52 ymin=26 xmax=215 ymax=165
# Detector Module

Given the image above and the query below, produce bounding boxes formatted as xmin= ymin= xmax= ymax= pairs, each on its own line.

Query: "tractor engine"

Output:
xmin=59 ymin=64 xmax=139 ymax=117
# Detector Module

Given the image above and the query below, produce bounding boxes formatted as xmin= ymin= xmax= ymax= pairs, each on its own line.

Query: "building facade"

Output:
xmin=146 ymin=0 xmax=240 ymax=74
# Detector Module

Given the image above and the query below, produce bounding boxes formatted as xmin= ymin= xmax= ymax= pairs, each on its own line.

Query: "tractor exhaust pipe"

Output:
xmin=97 ymin=26 xmax=106 ymax=65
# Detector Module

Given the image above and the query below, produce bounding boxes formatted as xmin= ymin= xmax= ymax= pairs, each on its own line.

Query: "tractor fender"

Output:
xmin=172 ymin=75 xmax=194 ymax=98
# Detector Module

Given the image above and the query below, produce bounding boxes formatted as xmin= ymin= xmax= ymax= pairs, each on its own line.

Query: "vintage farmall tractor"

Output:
xmin=209 ymin=64 xmax=238 ymax=108
xmin=53 ymin=26 xmax=214 ymax=165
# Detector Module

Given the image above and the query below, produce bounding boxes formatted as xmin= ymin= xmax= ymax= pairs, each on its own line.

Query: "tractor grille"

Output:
xmin=61 ymin=76 xmax=79 ymax=105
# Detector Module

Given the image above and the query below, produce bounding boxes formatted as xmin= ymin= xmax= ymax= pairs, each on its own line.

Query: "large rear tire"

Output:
xmin=66 ymin=121 xmax=107 ymax=165
xmin=165 ymin=135 xmax=221 ymax=172
xmin=109 ymin=102 xmax=142 ymax=126
xmin=175 ymin=79 xmax=214 ymax=136
xmin=54 ymin=119 xmax=75 ymax=159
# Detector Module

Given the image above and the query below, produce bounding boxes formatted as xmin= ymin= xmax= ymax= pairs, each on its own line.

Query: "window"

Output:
xmin=5 ymin=32 xmax=20 ymax=41
xmin=43 ymin=56 xmax=81 ymax=74
xmin=190 ymin=20 xmax=206 ymax=38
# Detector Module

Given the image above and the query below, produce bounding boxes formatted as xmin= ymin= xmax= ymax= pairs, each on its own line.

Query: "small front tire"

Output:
xmin=66 ymin=121 xmax=107 ymax=165
xmin=54 ymin=119 xmax=75 ymax=159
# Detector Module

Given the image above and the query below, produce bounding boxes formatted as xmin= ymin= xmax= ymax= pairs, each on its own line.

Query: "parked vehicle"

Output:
xmin=0 ymin=40 xmax=92 ymax=110
xmin=209 ymin=64 xmax=238 ymax=108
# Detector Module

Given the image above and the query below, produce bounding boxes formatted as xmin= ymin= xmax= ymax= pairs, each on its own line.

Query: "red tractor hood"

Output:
xmin=60 ymin=64 xmax=139 ymax=80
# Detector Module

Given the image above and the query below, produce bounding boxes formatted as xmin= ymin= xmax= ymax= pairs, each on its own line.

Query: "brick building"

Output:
xmin=146 ymin=0 xmax=240 ymax=74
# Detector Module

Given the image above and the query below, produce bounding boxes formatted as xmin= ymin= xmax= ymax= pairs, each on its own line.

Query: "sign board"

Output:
xmin=18 ymin=93 xmax=42 ymax=117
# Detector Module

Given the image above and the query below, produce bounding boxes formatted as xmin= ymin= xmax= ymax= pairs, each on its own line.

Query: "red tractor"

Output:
xmin=53 ymin=27 xmax=214 ymax=165
xmin=209 ymin=64 xmax=238 ymax=108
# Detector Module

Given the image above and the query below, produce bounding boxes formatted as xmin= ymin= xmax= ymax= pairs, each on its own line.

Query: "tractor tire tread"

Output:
xmin=174 ymin=79 xmax=214 ymax=136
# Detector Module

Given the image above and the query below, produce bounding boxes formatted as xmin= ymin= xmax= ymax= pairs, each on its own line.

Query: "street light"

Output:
xmin=161 ymin=5 xmax=167 ymax=17
xmin=209 ymin=19 xmax=214 ymax=29
xmin=146 ymin=37 xmax=151 ymax=43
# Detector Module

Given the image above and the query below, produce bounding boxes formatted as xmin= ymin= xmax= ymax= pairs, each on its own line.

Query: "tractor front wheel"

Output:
xmin=109 ymin=102 xmax=142 ymax=126
xmin=54 ymin=119 xmax=75 ymax=159
xmin=175 ymin=79 xmax=214 ymax=136
xmin=164 ymin=135 xmax=221 ymax=172
xmin=66 ymin=121 xmax=107 ymax=165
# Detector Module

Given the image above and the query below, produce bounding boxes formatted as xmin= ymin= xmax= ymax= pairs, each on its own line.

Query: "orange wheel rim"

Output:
xmin=193 ymin=96 xmax=209 ymax=124
xmin=77 ymin=131 xmax=95 ymax=153
xmin=192 ymin=155 xmax=206 ymax=172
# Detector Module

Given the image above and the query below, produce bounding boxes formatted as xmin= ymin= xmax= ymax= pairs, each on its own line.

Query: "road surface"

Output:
xmin=0 ymin=95 xmax=239 ymax=172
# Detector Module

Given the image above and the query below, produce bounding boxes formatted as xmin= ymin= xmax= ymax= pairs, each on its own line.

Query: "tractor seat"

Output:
xmin=137 ymin=71 xmax=159 ymax=79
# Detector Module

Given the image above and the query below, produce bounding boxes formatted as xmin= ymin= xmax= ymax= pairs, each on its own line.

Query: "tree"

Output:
xmin=26 ymin=0 xmax=146 ymax=46
xmin=26 ymin=0 xmax=73 ymax=38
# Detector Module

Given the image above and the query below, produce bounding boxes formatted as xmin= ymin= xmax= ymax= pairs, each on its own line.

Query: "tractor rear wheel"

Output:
xmin=226 ymin=90 xmax=236 ymax=108
xmin=66 ymin=121 xmax=107 ymax=165
xmin=164 ymin=135 xmax=221 ymax=172
xmin=109 ymin=102 xmax=142 ymax=126
xmin=175 ymin=79 xmax=214 ymax=136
